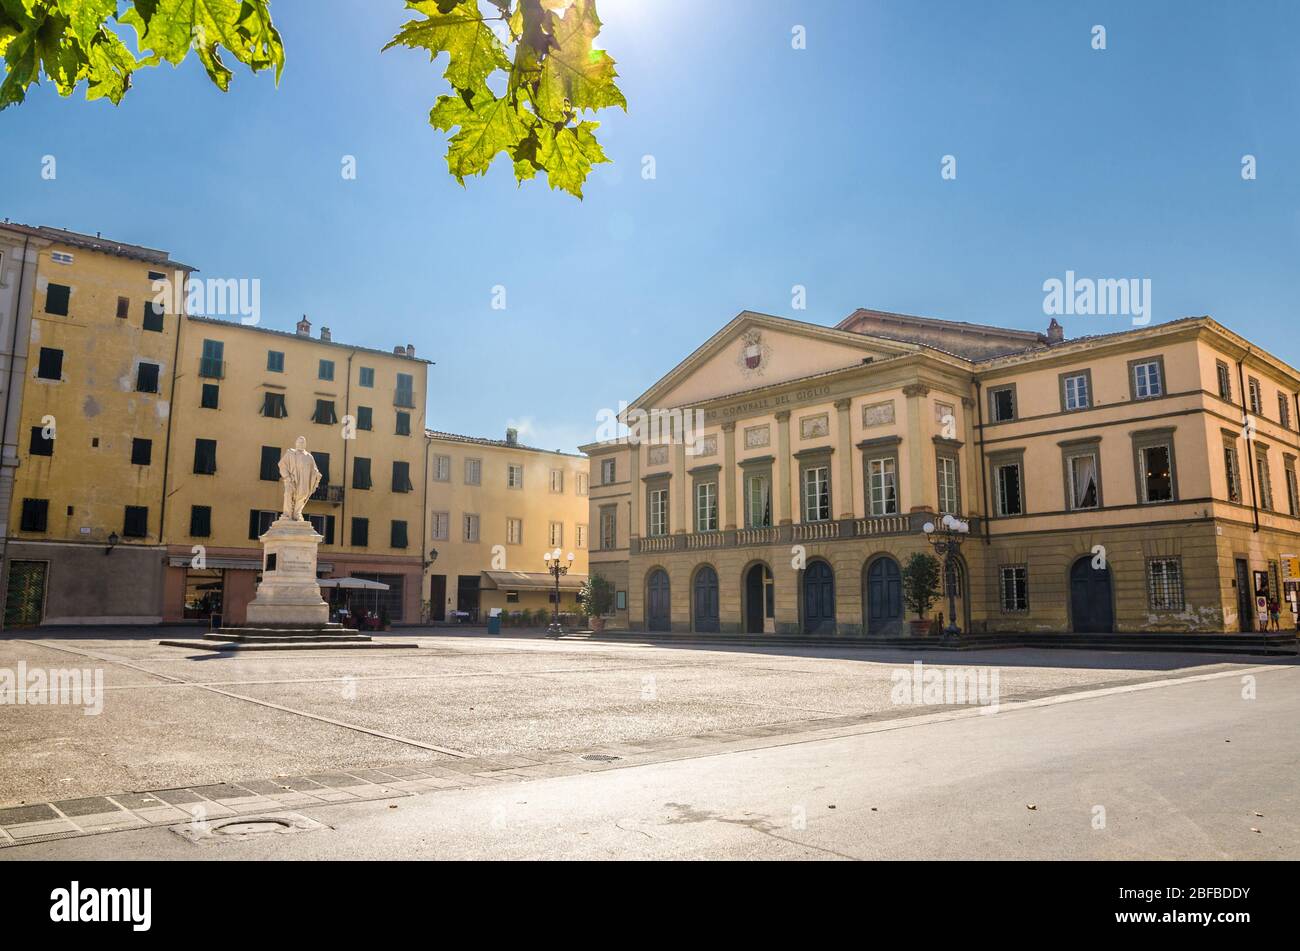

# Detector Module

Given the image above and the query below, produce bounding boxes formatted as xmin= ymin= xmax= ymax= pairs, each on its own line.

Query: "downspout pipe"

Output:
xmin=1237 ymin=357 xmax=1260 ymax=533
xmin=974 ymin=378 xmax=990 ymax=545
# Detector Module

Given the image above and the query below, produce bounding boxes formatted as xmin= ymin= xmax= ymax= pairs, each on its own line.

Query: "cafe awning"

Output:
xmin=480 ymin=570 xmax=586 ymax=593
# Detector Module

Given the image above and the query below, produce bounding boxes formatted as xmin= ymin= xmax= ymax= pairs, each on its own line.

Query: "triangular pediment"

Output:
xmin=631 ymin=311 xmax=920 ymax=411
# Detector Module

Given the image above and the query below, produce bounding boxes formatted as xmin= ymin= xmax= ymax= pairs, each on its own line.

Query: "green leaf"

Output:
xmin=430 ymin=89 xmax=532 ymax=184
xmin=60 ymin=0 xmax=116 ymax=49
xmin=121 ymin=0 xmax=284 ymax=91
xmin=384 ymin=0 xmax=508 ymax=97
xmin=534 ymin=0 xmax=624 ymax=121
xmin=538 ymin=118 xmax=608 ymax=198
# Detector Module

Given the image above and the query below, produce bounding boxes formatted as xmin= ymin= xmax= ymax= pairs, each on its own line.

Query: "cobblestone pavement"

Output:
xmin=1 ymin=627 xmax=1286 ymax=847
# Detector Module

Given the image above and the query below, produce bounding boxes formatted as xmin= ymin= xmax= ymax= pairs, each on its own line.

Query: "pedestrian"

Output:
xmin=1267 ymin=596 xmax=1281 ymax=632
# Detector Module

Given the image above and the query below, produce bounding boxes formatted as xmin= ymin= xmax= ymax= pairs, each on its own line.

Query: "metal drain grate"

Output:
xmin=582 ymin=754 xmax=621 ymax=763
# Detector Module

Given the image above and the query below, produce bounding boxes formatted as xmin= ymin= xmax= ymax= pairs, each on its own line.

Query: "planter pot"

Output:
xmin=591 ymin=616 xmax=607 ymax=633
xmin=908 ymin=619 xmax=932 ymax=638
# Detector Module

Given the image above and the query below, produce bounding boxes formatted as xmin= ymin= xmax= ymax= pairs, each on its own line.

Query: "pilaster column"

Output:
xmin=722 ymin=422 xmax=737 ymax=530
xmin=835 ymin=398 xmax=854 ymax=519
xmin=902 ymin=383 xmax=932 ymax=512
xmin=673 ymin=435 xmax=687 ymax=534
xmin=776 ymin=411 xmax=792 ymax=524
xmin=628 ymin=441 xmax=641 ymax=545
xmin=960 ymin=397 xmax=977 ymax=518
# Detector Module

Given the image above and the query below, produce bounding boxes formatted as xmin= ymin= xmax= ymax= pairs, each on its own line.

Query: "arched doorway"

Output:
xmin=646 ymin=568 xmax=671 ymax=632
xmin=803 ymin=560 xmax=836 ymax=634
xmin=864 ymin=556 xmax=903 ymax=636
xmin=1069 ymin=556 xmax=1114 ymax=633
xmin=692 ymin=565 xmax=720 ymax=633
xmin=744 ymin=563 xmax=774 ymax=633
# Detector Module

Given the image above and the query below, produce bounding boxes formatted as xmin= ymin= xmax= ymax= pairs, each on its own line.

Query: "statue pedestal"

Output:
xmin=245 ymin=517 xmax=329 ymax=627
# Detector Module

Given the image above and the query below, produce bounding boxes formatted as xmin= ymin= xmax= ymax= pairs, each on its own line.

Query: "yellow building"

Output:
xmin=583 ymin=309 xmax=1300 ymax=637
xmin=161 ymin=315 xmax=429 ymax=625
xmin=426 ymin=428 xmax=589 ymax=623
xmin=2 ymin=224 xmax=192 ymax=625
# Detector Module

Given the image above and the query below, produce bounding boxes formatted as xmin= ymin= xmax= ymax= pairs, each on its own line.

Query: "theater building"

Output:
xmin=582 ymin=309 xmax=1300 ymax=636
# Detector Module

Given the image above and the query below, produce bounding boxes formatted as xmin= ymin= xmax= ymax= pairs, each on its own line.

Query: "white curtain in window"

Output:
xmin=1072 ymin=454 xmax=1098 ymax=508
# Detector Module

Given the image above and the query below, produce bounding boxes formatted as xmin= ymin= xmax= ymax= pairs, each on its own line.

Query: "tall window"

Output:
xmin=994 ymin=461 xmax=1023 ymax=516
xmin=359 ymin=366 xmax=374 ymax=387
xmin=392 ymin=461 xmax=413 ymax=493
xmin=601 ymin=458 xmax=616 ymax=484
xmin=937 ymin=455 xmax=959 ymax=514
xmin=746 ymin=473 xmax=771 ymax=528
xmin=201 ymin=383 xmax=220 ymax=409
xmin=142 ymin=301 xmax=164 ymax=332
xmin=507 ymin=463 xmax=523 ymax=489
xmin=259 ymin=446 xmax=280 ymax=481
xmin=1138 ymin=444 xmax=1173 ymax=503
xmin=20 ymin=498 xmax=49 ymax=532
xmin=123 ymin=505 xmax=149 ymax=538
xmin=45 ymin=283 xmax=71 ymax=316
xmin=433 ymin=454 xmax=450 ymax=481
xmin=29 ymin=426 xmax=53 ymax=457
xmin=395 ymin=411 xmax=411 ymax=436
xmin=648 ymin=487 xmax=669 ymax=537
xmin=1062 ymin=373 xmax=1090 ymax=411
xmin=390 ymin=520 xmax=409 ymax=549
xmin=1248 ymin=377 xmax=1262 ymax=415
xmin=1224 ymin=444 xmax=1242 ymax=503
xmin=867 ymin=457 xmax=897 ymax=516
xmin=135 ymin=362 xmax=160 ymax=393
xmin=353 ymin=457 xmax=372 ymax=490
xmin=507 ymin=518 xmax=523 ymax=545
xmin=1285 ymin=460 xmax=1299 ymax=517
xmin=577 ymin=472 xmax=588 ymax=496
xmin=430 ymin=511 xmax=449 ymax=541
xmin=190 ymin=506 xmax=212 ymax=538
xmin=576 ymin=524 xmax=587 ymax=548
xmin=37 ymin=347 xmax=63 ymax=380
xmin=549 ymin=469 xmax=564 ymax=493
xmin=319 ymin=359 xmax=335 ymax=381
xmin=351 ymin=517 xmax=369 ymax=547
xmin=1132 ymin=360 xmax=1163 ymax=399
xmin=267 ymin=350 xmax=284 ymax=372
xmin=463 ymin=513 xmax=480 ymax=542
xmin=1255 ymin=450 xmax=1274 ymax=511
xmin=395 ymin=372 xmax=414 ymax=408
xmin=199 ymin=339 xmax=224 ymax=378
xmin=1280 ymin=394 xmax=1292 ymax=430
xmin=356 ymin=406 xmax=373 ymax=431
xmin=132 ymin=438 xmax=153 ymax=466
xmin=695 ymin=481 xmax=718 ymax=532
xmin=1066 ymin=451 xmax=1099 ymax=510
xmin=193 ymin=438 xmax=217 ymax=475
xmin=999 ymin=566 xmax=1028 ymax=612
xmin=599 ymin=506 xmax=616 ymax=550
xmin=1216 ymin=361 xmax=1232 ymax=401
xmin=802 ymin=465 xmax=830 ymax=522
xmin=1147 ymin=558 xmax=1184 ymax=610
xmin=464 ymin=458 xmax=481 ymax=485
xmin=989 ymin=386 xmax=1016 ymax=422
xmin=548 ymin=521 xmax=563 ymax=547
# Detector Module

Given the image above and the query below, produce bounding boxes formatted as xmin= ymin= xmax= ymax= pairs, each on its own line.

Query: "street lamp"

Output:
xmin=922 ymin=514 xmax=970 ymax=638
xmin=542 ymin=548 xmax=574 ymax=638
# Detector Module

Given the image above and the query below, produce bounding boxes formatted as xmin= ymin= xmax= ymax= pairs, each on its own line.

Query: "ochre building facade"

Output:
xmin=582 ymin=309 xmax=1300 ymax=637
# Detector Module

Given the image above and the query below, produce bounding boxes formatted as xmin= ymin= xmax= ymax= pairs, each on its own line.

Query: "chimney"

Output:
xmin=1046 ymin=318 xmax=1065 ymax=345
xmin=296 ymin=315 xmax=311 ymax=336
xmin=393 ymin=346 xmax=405 ymax=355
xmin=505 ymin=427 xmax=518 ymax=446
xmin=320 ymin=326 xmax=331 ymax=342
xmin=405 ymin=344 xmax=415 ymax=357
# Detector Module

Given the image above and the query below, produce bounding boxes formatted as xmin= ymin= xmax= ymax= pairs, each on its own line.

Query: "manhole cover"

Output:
xmin=582 ymin=754 xmax=621 ymax=763
xmin=216 ymin=818 xmax=294 ymax=836
xmin=172 ymin=812 xmax=325 ymax=845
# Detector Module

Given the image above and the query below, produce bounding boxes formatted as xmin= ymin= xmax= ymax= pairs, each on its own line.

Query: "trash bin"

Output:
xmin=487 ymin=608 xmax=502 ymax=635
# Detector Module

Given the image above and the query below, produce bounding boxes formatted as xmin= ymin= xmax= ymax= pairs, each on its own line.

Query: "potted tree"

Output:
xmin=901 ymin=552 xmax=941 ymax=637
xmin=580 ymin=573 xmax=615 ymax=633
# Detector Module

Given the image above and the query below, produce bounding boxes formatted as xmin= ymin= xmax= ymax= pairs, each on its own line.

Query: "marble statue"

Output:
xmin=279 ymin=436 xmax=322 ymax=520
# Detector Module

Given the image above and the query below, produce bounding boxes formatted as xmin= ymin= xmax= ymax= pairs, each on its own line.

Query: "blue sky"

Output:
xmin=3 ymin=0 xmax=1298 ymax=452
